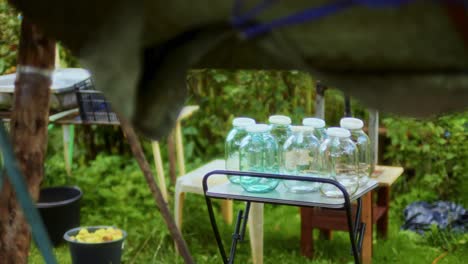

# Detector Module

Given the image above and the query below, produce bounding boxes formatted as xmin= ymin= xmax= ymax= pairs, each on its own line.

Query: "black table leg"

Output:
xmin=205 ymin=196 xmax=251 ymax=264
xmin=205 ymin=196 xmax=228 ymax=263
xmin=228 ymin=202 xmax=250 ymax=264
xmin=202 ymin=170 xmax=373 ymax=264
xmin=345 ymin=197 xmax=361 ymax=264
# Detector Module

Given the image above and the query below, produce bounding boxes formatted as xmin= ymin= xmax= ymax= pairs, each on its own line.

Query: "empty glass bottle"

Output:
xmin=225 ymin=117 xmax=256 ymax=184
xmin=282 ymin=126 xmax=322 ymax=193
xmin=320 ymin=127 xmax=359 ymax=198
xmin=269 ymin=115 xmax=292 ymax=168
xmin=302 ymin=117 xmax=327 ymax=142
xmin=340 ymin=117 xmax=371 ymax=186
xmin=239 ymin=124 xmax=280 ymax=193
xmin=268 ymin=115 xmax=292 ymax=147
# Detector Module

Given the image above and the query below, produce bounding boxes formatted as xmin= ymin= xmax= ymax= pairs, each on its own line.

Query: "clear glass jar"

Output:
xmin=225 ymin=117 xmax=256 ymax=184
xmin=340 ymin=118 xmax=371 ymax=186
xmin=302 ymin=117 xmax=327 ymax=142
xmin=282 ymin=126 xmax=322 ymax=193
xmin=269 ymin=115 xmax=292 ymax=169
xmin=239 ymin=124 xmax=280 ymax=193
xmin=320 ymin=127 xmax=359 ymax=198
xmin=268 ymin=115 xmax=292 ymax=147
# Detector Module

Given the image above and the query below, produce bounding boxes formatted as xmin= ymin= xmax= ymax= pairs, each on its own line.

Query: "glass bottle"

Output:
xmin=239 ymin=124 xmax=280 ymax=193
xmin=268 ymin=115 xmax=292 ymax=147
xmin=269 ymin=115 xmax=292 ymax=169
xmin=282 ymin=126 xmax=322 ymax=193
xmin=320 ymin=127 xmax=359 ymax=198
xmin=302 ymin=117 xmax=327 ymax=142
xmin=225 ymin=117 xmax=256 ymax=184
xmin=340 ymin=117 xmax=371 ymax=186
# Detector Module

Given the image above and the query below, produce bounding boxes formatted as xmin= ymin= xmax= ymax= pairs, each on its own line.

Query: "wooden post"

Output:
xmin=0 ymin=18 xmax=55 ymax=263
xmin=361 ymin=192 xmax=373 ymax=264
xmin=62 ymin=125 xmax=72 ymax=177
xmin=119 ymin=118 xmax=194 ymax=264
xmin=167 ymin=131 xmax=177 ymax=184
xmin=248 ymin=203 xmax=264 ymax=264
xmin=151 ymin=141 xmax=168 ymax=202
xmin=368 ymin=110 xmax=379 ymax=169
xmin=175 ymin=121 xmax=186 ymax=176
xmin=344 ymin=94 xmax=352 ymax=117
xmin=315 ymin=81 xmax=326 ymax=119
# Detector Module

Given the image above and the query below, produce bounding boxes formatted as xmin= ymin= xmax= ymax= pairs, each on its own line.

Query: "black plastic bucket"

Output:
xmin=64 ymin=226 xmax=127 ymax=264
xmin=37 ymin=186 xmax=82 ymax=246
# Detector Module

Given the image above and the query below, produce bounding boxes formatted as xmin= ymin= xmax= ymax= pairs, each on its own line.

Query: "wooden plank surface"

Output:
xmin=372 ymin=166 xmax=404 ymax=186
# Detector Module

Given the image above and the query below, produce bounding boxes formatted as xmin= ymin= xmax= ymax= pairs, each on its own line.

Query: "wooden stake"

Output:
xmin=119 ymin=117 xmax=194 ymax=264
xmin=175 ymin=121 xmax=186 ymax=176
xmin=0 ymin=17 xmax=55 ymax=263
xmin=151 ymin=141 xmax=168 ymax=202
xmin=167 ymin=131 xmax=177 ymax=184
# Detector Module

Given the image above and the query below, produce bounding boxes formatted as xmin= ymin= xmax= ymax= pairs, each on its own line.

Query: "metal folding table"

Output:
xmin=203 ymin=170 xmax=379 ymax=264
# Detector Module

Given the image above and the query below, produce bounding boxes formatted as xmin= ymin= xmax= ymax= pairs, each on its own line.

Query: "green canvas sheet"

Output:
xmin=9 ymin=0 xmax=468 ymax=139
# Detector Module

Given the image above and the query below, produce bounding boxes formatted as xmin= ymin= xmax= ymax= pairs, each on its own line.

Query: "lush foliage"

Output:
xmin=32 ymin=148 xmax=468 ymax=263
xmin=384 ymin=114 xmax=468 ymax=208
xmin=0 ymin=0 xmax=19 ymax=74
xmin=185 ymin=69 xmax=368 ymax=159
xmin=0 ymin=0 xmax=78 ymax=74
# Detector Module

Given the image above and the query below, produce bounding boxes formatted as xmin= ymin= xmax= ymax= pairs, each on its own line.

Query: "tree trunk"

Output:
xmin=0 ymin=17 xmax=55 ymax=263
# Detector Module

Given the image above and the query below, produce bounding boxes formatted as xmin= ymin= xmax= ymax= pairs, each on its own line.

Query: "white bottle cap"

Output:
xmin=302 ymin=118 xmax=326 ymax=128
xmin=326 ymin=127 xmax=351 ymax=138
xmin=268 ymin=115 xmax=292 ymax=125
xmin=233 ymin=117 xmax=256 ymax=128
xmin=246 ymin=124 xmax=270 ymax=133
xmin=340 ymin=117 xmax=364 ymax=130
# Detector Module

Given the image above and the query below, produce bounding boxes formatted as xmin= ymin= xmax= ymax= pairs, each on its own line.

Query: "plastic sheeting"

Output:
xmin=402 ymin=201 xmax=468 ymax=234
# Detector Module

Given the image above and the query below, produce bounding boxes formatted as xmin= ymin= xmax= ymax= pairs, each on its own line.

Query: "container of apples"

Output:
xmin=64 ymin=226 xmax=127 ymax=264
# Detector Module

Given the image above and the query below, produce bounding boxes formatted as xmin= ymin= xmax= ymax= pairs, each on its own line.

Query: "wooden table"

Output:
xmin=300 ymin=165 xmax=404 ymax=263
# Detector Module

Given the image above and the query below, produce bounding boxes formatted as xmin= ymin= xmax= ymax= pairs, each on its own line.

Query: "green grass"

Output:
xmin=27 ymin=153 xmax=467 ymax=263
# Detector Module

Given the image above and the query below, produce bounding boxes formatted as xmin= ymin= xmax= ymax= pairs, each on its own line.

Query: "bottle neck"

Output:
xmin=233 ymin=125 xmax=247 ymax=131
xmin=248 ymin=131 xmax=267 ymax=138
xmin=328 ymin=135 xmax=349 ymax=141
xmin=270 ymin=123 xmax=290 ymax=129
xmin=348 ymin=128 xmax=364 ymax=133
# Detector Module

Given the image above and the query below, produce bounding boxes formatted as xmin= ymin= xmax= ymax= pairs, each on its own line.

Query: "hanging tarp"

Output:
xmin=8 ymin=0 xmax=468 ymax=139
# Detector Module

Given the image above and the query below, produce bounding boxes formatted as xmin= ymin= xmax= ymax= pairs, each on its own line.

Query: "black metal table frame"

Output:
xmin=203 ymin=170 xmax=366 ymax=264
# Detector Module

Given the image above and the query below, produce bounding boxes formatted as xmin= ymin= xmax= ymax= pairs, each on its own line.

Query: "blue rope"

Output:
xmin=243 ymin=0 xmax=354 ymax=39
xmin=0 ymin=122 xmax=57 ymax=264
xmin=231 ymin=0 xmax=278 ymax=27
xmin=232 ymin=0 xmax=419 ymax=39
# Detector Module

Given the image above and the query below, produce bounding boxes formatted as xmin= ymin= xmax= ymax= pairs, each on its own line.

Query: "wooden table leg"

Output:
xmin=151 ymin=141 xmax=168 ymax=202
xmin=377 ymin=186 xmax=390 ymax=239
xmin=62 ymin=125 xmax=72 ymax=177
xmin=361 ymin=192 xmax=373 ymax=264
xmin=248 ymin=203 xmax=263 ymax=264
xmin=300 ymin=207 xmax=314 ymax=258
xmin=319 ymin=229 xmax=333 ymax=240
xmin=221 ymin=199 xmax=233 ymax=225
